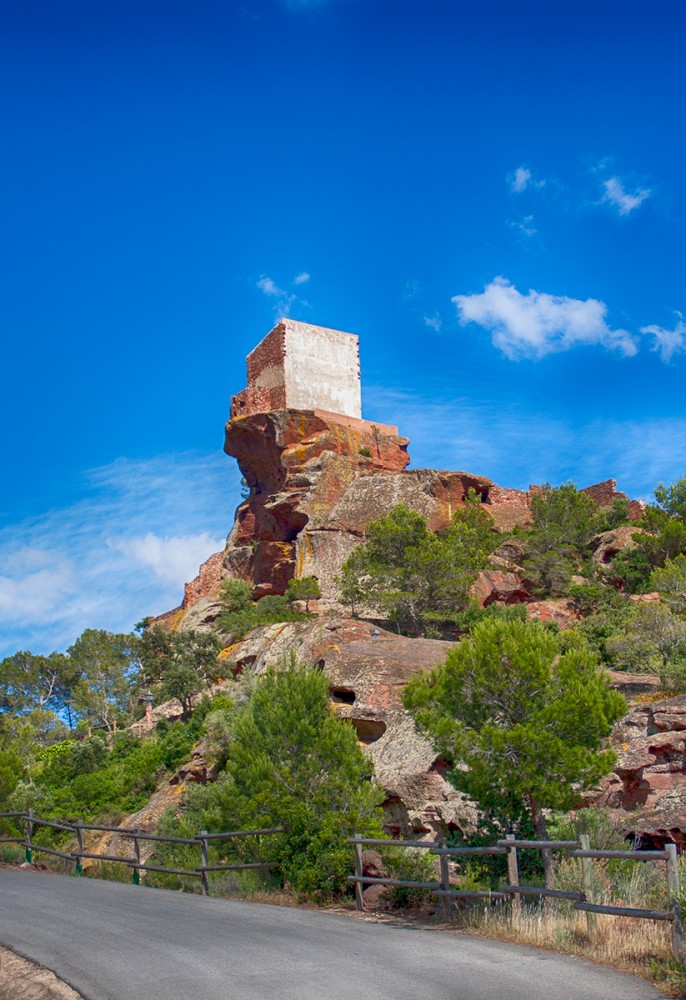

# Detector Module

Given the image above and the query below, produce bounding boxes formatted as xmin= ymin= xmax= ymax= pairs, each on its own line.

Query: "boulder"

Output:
xmin=471 ymin=569 xmax=533 ymax=607
xmin=492 ymin=539 xmax=526 ymax=566
xmin=592 ymin=526 xmax=642 ymax=567
xmin=591 ymin=694 xmax=686 ymax=846
xmin=525 ymin=598 xmax=579 ymax=629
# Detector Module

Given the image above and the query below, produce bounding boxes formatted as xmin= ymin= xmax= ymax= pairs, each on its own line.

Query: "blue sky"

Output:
xmin=1 ymin=0 xmax=685 ymax=656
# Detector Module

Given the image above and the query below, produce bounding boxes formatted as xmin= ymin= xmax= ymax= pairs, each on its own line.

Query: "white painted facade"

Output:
xmin=282 ymin=320 xmax=362 ymax=419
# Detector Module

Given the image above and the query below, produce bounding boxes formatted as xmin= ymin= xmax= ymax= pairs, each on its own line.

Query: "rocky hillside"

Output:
xmin=122 ymin=405 xmax=686 ymax=852
xmin=168 ymin=406 xmax=643 ymax=615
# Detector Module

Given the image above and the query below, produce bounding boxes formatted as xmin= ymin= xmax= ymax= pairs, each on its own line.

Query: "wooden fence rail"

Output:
xmin=347 ymin=833 xmax=685 ymax=960
xmin=1 ymin=810 xmax=283 ymax=896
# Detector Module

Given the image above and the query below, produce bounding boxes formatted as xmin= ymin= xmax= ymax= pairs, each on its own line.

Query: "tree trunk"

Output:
xmin=529 ymin=794 xmax=554 ymax=889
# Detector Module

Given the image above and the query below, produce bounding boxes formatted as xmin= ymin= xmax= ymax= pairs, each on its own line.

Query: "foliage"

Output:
xmin=138 ymin=626 xmax=224 ymax=718
xmin=0 ymin=650 xmax=80 ymax=729
xmin=285 ymin=575 xmax=322 ymax=610
xmin=215 ymin=579 xmax=310 ymax=641
xmin=68 ymin=629 xmax=140 ymax=732
xmin=552 ymin=809 xmax=666 ymax=911
xmin=4 ymin=718 xmax=198 ymax=824
xmin=610 ymin=479 xmax=686 ymax=593
xmin=592 ymin=497 xmax=630 ymax=533
xmin=404 ymin=618 xmax=625 ymax=886
xmin=0 ymin=748 xmax=23 ymax=809
xmin=158 ymin=656 xmax=384 ymax=899
xmin=522 ymin=483 xmax=597 ymax=596
xmin=381 ymin=847 xmax=437 ymax=907
xmin=654 ymin=478 xmax=686 ymax=522
xmin=338 ymin=495 xmax=497 ymax=635
xmin=650 ymin=554 xmax=686 ymax=614
xmin=607 ymin=602 xmax=686 ymax=688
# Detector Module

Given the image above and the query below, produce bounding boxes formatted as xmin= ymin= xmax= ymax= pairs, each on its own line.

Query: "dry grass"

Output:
xmin=459 ymin=902 xmax=685 ymax=996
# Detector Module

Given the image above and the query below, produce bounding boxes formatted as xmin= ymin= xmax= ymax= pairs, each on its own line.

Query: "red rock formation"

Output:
xmin=593 ymin=694 xmax=686 ymax=847
xmin=223 ymin=409 xmax=410 ymax=597
xmin=183 ymin=551 xmax=224 ymax=609
xmin=471 ymin=569 xmax=533 ymax=607
xmin=164 ymin=402 xmax=648 ymax=607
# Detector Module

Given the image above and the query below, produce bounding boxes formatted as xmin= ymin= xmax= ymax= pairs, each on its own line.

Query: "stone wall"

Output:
xmin=282 ymin=320 xmax=361 ymax=418
xmin=230 ymin=320 xmax=361 ymax=420
xmin=230 ymin=325 xmax=287 ymax=418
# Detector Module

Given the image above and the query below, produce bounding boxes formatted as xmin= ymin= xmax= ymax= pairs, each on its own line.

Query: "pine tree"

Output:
xmin=403 ymin=618 xmax=625 ymax=887
xmin=185 ymin=656 xmax=384 ymax=897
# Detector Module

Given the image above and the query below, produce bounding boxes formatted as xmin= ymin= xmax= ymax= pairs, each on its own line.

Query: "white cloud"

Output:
xmin=0 ymin=453 xmax=238 ymax=657
xmin=602 ymin=176 xmax=651 ymax=216
xmin=452 ymin=277 xmax=637 ymax=360
xmin=257 ymin=273 xmax=312 ymax=317
xmin=508 ymin=165 xmax=546 ymax=194
xmin=112 ymin=532 xmax=223 ymax=588
xmin=423 ymin=312 xmax=442 ymax=333
xmin=256 ymin=276 xmax=282 ymax=297
xmin=510 ymin=166 xmax=532 ymax=193
xmin=508 ymin=215 xmax=537 ymax=239
xmin=641 ymin=316 xmax=686 ymax=362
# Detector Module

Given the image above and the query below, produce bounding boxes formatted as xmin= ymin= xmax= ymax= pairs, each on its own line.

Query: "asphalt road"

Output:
xmin=0 ymin=869 xmax=666 ymax=1000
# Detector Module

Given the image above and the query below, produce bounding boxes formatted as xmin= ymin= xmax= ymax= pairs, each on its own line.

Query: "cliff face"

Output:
xmin=181 ymin=407 xmax=640 ymax=607
xmin=219 ymin=408 xmax=542 ymax=601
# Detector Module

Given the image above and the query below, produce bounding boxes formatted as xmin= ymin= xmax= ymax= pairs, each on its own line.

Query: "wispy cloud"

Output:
xmin=453 ymin=277 xmax=637 ymax=360
xmin=508 ymin=165 xmax=546 ymax=194
xmin=508 ymin=214 xmax=537 ymax=239
xmin=641 ymin=315 xmax=686 ymax=363
xmin=602 ymin=176 xmax=651 ymax=216
xmin=0 ymin=454 xmax=239 ymax=657
xmin=423 ymin=312 xmax=442 ymax=333
xmin=257 ymin=272 xmax=310 ymax=317
xmin=364 ymin=385 xmax=686 ymax=502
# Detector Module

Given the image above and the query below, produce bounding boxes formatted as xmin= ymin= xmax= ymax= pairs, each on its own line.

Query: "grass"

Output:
xmin=457 ymin=900 xmax=686 ymax=996
xmin=0 ymin=844 xmax=23 ymax=864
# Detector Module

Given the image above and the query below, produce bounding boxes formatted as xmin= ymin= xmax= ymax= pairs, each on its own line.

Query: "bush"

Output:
xmin=155 ymin=656 xmax=385 ymax=900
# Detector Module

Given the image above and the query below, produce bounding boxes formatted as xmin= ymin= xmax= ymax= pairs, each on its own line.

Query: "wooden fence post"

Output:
xmin=200 ymin=831 xmax=210 ymax=897
xmin=74 ymin=821 xmax=84 ymax=876
xmin=665 ymin=843 xmax=684 ymax=962
xmin=353 ymin=834 xmax=365 ymax=912
xmin=132 ymin=829 xmax=141 ymax=886
xmin=505 ymin=834 xmax=520 ymax=919
xmin=438 ymin=839 xmax=451 ymax=922
xmin=25 ymin=809 xmax=34 ymax=865
xmin=579 ymin=833 xmax=597 ymax=939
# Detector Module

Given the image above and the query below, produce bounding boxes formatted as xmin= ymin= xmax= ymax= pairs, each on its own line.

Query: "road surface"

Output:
xmin=0 ymin=869 xmax=665 ymax=999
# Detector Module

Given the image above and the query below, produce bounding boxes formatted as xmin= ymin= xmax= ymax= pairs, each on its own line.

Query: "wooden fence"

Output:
xmin=0 ymin=811 xmax=282 ymax=896
xmin=349 ymin=833 xmax=685 ymax=961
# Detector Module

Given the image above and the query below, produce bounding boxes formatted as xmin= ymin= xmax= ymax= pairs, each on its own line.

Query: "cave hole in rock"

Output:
xmin=232 ymin=654 xmax=256 ymax=678
xmin=351 ymin=718 xmax=387 ymax=744
xmin=314 ymin=659 xmax=326 ymax=671
xmin=329 ymin=686 xmax=356 ymax=705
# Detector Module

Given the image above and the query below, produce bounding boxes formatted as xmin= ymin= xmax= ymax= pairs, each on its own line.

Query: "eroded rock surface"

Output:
xmin=219 ymin=617 xmax=477 ymax=839
xmin=593 ymin=692 xmax=686 ymax=847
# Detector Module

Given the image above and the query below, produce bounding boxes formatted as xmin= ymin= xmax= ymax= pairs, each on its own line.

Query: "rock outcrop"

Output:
xmin=180 ymin=406 xmax=644 ymax=607
xmin=217 ymin=617 xmax=477 ymax=839
xmin=592 ymin=690 xmax=686 ymax=847
xmin=220 ymin=408 xmax=536 ymax=600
